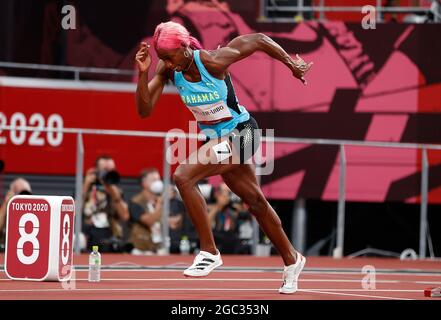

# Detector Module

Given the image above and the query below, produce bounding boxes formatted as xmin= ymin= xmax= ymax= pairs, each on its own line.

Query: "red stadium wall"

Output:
xmin=0 ymin=77 xmax=440 ymax=204
xmin=0 ymin=81 xmax=193 ymax=178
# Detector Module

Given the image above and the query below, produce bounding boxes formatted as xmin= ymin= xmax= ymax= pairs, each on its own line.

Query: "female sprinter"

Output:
xmin=135 ymin=21 xmax=312 ymax=294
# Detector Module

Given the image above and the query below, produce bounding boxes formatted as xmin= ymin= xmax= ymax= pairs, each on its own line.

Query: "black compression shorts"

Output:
xmin=203 ymin=116 xmax=261 ymax=164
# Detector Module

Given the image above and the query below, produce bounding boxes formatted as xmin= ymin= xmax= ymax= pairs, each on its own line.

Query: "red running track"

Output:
xmin=1 ymin=254 xmax=440 ymax=300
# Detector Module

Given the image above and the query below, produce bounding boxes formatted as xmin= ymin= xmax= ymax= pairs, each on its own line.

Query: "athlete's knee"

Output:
xmin=173 ymin=166 xmax=193 ymax=190
xmin=247 ymin=193 xmax=282 ymax=226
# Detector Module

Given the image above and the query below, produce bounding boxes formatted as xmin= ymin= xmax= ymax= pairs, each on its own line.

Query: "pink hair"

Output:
xmin=153 ymin=21 xmax=202 ymax=51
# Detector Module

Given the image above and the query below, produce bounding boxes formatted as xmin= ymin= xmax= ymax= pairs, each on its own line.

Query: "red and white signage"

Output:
xmin=1 ymin=78 xmax=439 ymax=203
xmin=0 ymin=78 xmax=192 ymax=177
xmin=5 ymin=195 xmax=75 ymax=281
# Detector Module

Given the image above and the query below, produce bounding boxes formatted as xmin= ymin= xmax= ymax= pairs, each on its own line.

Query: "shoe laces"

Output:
xmin=190 ymin=251 xmax=217 ymax=270
xmin=282 ymin=268 xmax=296 ymax=286
xmin=282 ymin=253 xmax=301 ymax=286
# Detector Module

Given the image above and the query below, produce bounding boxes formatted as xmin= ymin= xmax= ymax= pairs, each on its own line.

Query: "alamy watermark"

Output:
xmin=362 ymin=5 xmax=376 ymax=30
xmin=165 ymin=121 xmax=275 ymax=175
xmin=361 ymin=265 xmax=376 ymax=290
xmin=61 ymin=5 xmax=76 ymax=30
xmin=60 ymin=265 xmax=76 ymax=290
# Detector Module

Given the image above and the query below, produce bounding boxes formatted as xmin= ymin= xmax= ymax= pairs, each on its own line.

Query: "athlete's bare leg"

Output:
xmin=174 ymin=134 xmax=298 ymax=266
xmin=221 ymin=164 xmax=298 ymax=266
xmin=173 ymin=137 xmax=240 ymax=255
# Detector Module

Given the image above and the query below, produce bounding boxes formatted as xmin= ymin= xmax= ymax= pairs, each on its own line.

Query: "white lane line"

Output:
xmin=0 ymin=288 xmax=423 ymax=298
xmin=0 ymin=287 xmax=423 ymax=293
xmin=304 ymin=289 xmax=421 ymax=292
xmin=0 ymin=287 xmax=420 ymax=300
xmin=0 ymin=278 xmax=400 ymax=283
xmin=2 ymin=278 xmax=439 ymax=285
xmin=299 ymin=289 xmax=414 ymax=300
xmin=1 ymin=269 xmax=440 ymax=277
xmin=0 ymin=288 xmax=276 ymax=293
xmin=303 ymin=271 xmax=441 ymax=277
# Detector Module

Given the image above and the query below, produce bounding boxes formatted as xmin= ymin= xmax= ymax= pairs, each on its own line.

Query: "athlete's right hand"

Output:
xmin=135 ymin=42 xmax=152 ymax=73
xmin=291 ymin=54 xmax=313 ymax=86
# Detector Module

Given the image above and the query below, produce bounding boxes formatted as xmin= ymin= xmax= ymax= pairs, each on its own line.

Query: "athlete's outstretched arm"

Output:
xmin=209 ymin=33 xmax=312 ymax=84
xmin=135 ymin=42 xmax=169 ymax=118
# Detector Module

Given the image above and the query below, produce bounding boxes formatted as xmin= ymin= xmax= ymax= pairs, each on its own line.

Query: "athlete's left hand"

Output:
xmin=291 ymin=54 xmax=313 ymax=85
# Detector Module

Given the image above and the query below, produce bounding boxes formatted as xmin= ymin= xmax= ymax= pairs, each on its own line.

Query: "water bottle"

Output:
xmin=88 ymin=245 xmax=101 ymax=282
xmin=179 ymin=236 xmax=191 ymax=255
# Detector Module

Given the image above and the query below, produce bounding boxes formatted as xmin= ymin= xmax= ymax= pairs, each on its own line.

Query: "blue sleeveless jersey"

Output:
xmin=174 ymin=50 xmax=250 ymax=138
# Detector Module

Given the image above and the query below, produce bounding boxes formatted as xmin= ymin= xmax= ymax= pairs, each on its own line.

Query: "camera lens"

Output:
xmin=103 ymin=170 xmax=120 ymax=185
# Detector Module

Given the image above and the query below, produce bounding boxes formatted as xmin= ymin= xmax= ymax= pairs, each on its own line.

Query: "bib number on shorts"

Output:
xmin=212 ymin=140 xmax=232 ymax=163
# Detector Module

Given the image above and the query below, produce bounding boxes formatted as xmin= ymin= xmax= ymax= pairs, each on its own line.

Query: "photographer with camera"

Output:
xmin=128 ymin=168 xmax=165 ymax=255
xmin=206 ymin=182 xmax=254 ymax=254
xmin=0 ymin=177 xmax=33 ymax=250
xmin=82 ymin=155 xmax=130 ymax=252
xmin=207 ymin=183 xmax=241 ymax=254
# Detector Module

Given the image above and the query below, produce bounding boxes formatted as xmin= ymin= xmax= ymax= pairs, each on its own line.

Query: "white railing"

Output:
xmin=260 ymin=0 xmax=433 ymax=22
xmin=1 ymin=125 xmax=440 ymax=259
xmin=0 ymin=62 xmax=135 ymax=81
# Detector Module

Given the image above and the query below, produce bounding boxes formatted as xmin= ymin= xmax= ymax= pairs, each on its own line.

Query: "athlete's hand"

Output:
xmin=135 ymin=42 xmax=152 ymax=73
xmin=291 ymin=54 xmax=313 ymax=85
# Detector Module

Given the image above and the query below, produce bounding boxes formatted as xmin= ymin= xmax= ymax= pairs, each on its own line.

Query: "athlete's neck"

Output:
xmin=183 ymin=51 xmax=195 ymax=72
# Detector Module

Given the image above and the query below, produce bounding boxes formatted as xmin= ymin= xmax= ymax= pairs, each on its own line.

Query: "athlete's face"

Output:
xmin=156 ymin=46 xmax=188 ymax=72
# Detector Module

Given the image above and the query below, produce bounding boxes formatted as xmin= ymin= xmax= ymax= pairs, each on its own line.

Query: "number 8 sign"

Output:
xmin=5 ymin=196 xmax=75 ymax=281
xmin=58 ymin=199 xmax=74 ymax=280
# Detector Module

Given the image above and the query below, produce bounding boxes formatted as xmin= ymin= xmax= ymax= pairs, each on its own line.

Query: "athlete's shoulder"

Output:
xmin=199 ymin=49 xmax=227 ymax=77
xmin=199 ymin=49 xmax=217 ymax=64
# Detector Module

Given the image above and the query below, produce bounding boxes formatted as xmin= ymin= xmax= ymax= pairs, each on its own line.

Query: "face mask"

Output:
xmin=150 ymin=180 xmax=164 ymax=195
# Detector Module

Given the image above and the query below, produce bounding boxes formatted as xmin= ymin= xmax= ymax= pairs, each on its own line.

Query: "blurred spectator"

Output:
xmin=128 ymin=168 xmax=164 ymax=255
xmin=0 ymin=178 xmax=32 ymax=250
xmin=401 ymin=0 xmax=440 ymax=23
xmin=428 ymin=0 xmax=441 ymax=22
xmin=232 ymin=196 xmax=255 ymax=255
xmin=207 ymin=183 xmax=253 ymax=254
xmin=168 ymin=184 xmax=187 ymax=253
xmin=82 ymin=155 xmax=130 ymax=253
xmin=384 ymin=0 xmax=401 ymax=22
